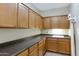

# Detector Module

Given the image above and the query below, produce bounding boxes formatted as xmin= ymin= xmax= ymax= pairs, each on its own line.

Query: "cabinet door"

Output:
xmin=29 ymin=43 xmax=38 ymax=56
xmin=29 ymin=9 xmax=36 ymax=28
xmin=58 ymin=16 xmax=70 ymax=29
xmin=38 ymin=39 xmax=46 ymax=56
xmin=51 ymin=16 xmax=70 ymax=29
xmin=35 ymin=13 xmax=39 ymax=29
xmin=46 ymin=38 xmax=58 ymax=52
xmin=29 ymin=49 xmax=38 ymax=56
xmin=51 ymin=17 xmax=59 ymax=29
xmin=0 ymin=3 xmax=17 ymax=27
xmin=43 ymin=38 xmax=46 ymax=54
xmin=39 ymin=17 xmax=43 ymax=29
xmin=18 ymin=4 xmax=29 ymax=28
xmin=58 ymin=38 xmax=70 ymax=54
xmin=43 ymin=17 xmax=51 ymax=29
xmin=36 ymin=15 xmax=43 ymax=29
xmin=17 ymin=49 xmax=28 ymax=56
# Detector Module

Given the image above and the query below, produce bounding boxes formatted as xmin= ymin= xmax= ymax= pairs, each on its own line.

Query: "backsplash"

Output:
xmin=0 ymin=29 xmax=41 ymax=44
xmin=42 ymin=29 xmax=70 ymax=35
xmin=0 ymin=29 xmax=70 ymax=44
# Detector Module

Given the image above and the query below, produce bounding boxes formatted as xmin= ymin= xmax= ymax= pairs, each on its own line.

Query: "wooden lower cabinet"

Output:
xmin=29 ymin=43 xmax=38 ymax=56
xmin=43 ymin=38 xmax=46 ymax=54
xmin=38 ymin=39 xmax=46 ymax=56
xmin=17 ymin=37 xmax=70 ymax=56
xmin=58 ymin=38 xmax=70 ymax=54
xmin=46 ymin=37 xmax=71 ymax=55
xmin=17 ymin=38 xmax=46 ymax=56
xmin=39 ymin=45 xmax=43 ymax=56
xmin=17 ymin=43 xmax=39 ymax=56
xmin=46 ymin=38 xmax=58 ymax=52
xmin=29 ymin=49 xmax=38 ymax=56
xmin=17 ymin=49 xmax=28 ymax=56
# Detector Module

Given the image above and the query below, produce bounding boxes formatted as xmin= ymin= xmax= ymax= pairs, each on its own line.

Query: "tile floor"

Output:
xmin=44 ymin=51 xmax=68 ymax=56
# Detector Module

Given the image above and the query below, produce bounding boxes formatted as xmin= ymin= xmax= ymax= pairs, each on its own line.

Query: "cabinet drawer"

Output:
xmin=17 ymin=49 xmax=28 ymax=56
xmin=29 ymin=43 xmax=38 ymax=53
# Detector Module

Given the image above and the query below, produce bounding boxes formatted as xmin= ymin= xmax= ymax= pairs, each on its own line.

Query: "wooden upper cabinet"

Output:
xmin=39 ymin=16 xmax=43 ymax=29
xmin=43 ymin=15 xmax=70 ymax=29
xmin=43 ymin=17 xmax=51 ymax=29
xmin=0 ymin=3 xmax=17 ymax=27
xmin=51 ymin=16 xmax=70 ymax=29
xmin=51 ymin=17 xmax=59 ymax=29
xmin=58 ymin=16 xmax=70 ymax=29
xmin=35 ymin=14 xmax=43 ymax=29
xmin=29 ymin=9 xmax=36 ymax=28
xmin=18 ymin=4 xmax=29 ymax=28
xmin=29 ymin=9 xmax=42 ymax=29
xmin=35 ymin=13 xmax=39 ymax=29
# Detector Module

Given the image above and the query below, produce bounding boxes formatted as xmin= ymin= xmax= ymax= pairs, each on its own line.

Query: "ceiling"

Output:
xmin=31 ymin=3 xmax=70 ymax=11
xmin=25 ymin=3 xmax=71 ymax=17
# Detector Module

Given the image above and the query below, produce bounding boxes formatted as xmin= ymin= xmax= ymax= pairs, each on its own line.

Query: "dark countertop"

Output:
xmin=0 ymin=34 xmax=70 ymax=56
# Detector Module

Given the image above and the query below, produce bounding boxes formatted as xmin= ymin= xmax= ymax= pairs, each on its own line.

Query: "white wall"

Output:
xmin=42 ymin=29 xmax=69 ymax=35
xmin=69 ymin=21 xmax=75 ymax=56
xmin=0 ymin=29 xmax=41 ymax=44
xmin=69 ymin=3 xmax=79 ymax=56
